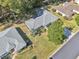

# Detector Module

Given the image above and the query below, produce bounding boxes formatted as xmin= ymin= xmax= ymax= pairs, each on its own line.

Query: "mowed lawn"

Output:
xmin=0 ymin=23 xmax=59 ymax=59
xmin=15 ymin=31 xmax=60 ymax=59
xmin=15 ymin=8 xmax=78 ymax=59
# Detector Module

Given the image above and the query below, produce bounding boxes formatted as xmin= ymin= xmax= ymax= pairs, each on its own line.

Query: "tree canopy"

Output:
xmin=75 ymin=15 xmax=79 ymax=26
xmin=0 ymin=0 xmax=44 ymax=20
xmin=0 ymin=0 xmax=68 ymax=23
xmin=48 ymin=20 xmax=64 ymax=44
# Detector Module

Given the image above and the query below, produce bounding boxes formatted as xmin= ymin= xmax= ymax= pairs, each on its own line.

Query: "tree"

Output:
xmin=0 ymin=0 xmax=45 ymax=22
xmin=20 ymin=0 xmax=44 ymax=17
xmin=75 ymin=15 xmax=79 ymax=26
xmin=48 ymin=20 xmax=64 ymax=44
xmin=0 ymin=5 xmax=17 ymax=23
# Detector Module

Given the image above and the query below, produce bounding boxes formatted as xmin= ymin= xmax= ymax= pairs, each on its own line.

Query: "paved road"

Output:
xmin=51 ymin=32 xmax=79 ymax=59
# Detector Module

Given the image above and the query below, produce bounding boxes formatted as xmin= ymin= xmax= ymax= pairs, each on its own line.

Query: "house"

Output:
xmin=54 ymin=1 xmax=79 ymax=18
xmin=68 ymin=0 xmax=79 ymax=3
xmin=25 ymin=9 xmax=58 ymax=32
xmin=75 ymin=0 xmax=79 ymax=4
xmin=73 ymin=5 xmax=79 ymax=14
xmin=55 ymin=2 xmax=75 ymax=18
xmin=0 ymin=28 xmax=26 ymax=59
xmin=49 ymin=32 xmax=79 ymax=59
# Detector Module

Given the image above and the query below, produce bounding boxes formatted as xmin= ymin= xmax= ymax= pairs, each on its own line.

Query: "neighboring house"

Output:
xmin=25 ymin=10 xmax=58 ymax=32
xmin=55 ymin=2 xmax=75 ymax=18
xmin=68 ymin=0 xmax=79 ymax=4
xmin=75 ymin=0 xmax=79 ymax=4
xmin=0 ymin=28 xmax=26 ymax=59
xmin=49 ymin=32 xmax=79 ymax=59
xmin=73 ymin=5 xmax=79 ymax=14
xmin=54 ymin=2 xmax=79 ymax=18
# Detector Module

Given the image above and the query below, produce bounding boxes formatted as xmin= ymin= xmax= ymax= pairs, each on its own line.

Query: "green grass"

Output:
xmin=15 ymin=6 xmax=79 ymax=59
xmin=15 ymin=32 xmax=60 ymax=59
xmin=50 ymin=8 xmax=78 ymax=32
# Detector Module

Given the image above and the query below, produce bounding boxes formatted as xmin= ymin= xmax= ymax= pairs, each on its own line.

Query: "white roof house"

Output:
xmin=25 ymin=10 xmax=58 ymax=32
xmin=0 ymin=28 xmax=26 ymax=59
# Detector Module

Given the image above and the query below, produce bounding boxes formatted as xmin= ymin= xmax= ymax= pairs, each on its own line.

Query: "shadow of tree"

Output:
xmin=16 ymin=27 xmax=32 ymax=47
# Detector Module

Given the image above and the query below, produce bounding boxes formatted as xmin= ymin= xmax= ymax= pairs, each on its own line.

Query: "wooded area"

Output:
xmin=0 ymin=0 xmax=67 ymax=23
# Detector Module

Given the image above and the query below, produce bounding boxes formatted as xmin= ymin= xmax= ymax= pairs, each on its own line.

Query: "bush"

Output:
xmin=48 ymin=20 xmax=64 ymax=44
xmin=32 ymin=56 xmax=37 ymax=59
xmin=75 ymin=15 xmax=79 ymax=26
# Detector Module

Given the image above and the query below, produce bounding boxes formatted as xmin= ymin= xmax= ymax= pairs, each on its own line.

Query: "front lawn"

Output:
xmin=0 ymin=22 xmax=60 ymax=59
xmin=15 ymin=28 xmax=60 ymax=59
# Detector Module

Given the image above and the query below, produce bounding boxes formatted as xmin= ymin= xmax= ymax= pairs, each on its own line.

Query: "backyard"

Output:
xmin=0 ymin=22 xmax=60 ymax=59
xmin=15 ymin=29 xmax=60 ymax=59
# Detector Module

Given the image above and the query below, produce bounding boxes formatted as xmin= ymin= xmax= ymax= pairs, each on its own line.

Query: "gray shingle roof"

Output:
xmin=25 ymin=10 xmax=58 ymax=31
xmin=51 ymin=32 xmax=79 ymax=59
xmin=0 ymin=28 xmax=26 ymax=57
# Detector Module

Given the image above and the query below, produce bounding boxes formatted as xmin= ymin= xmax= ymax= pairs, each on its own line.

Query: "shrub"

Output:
xmin=75 ymin=15 xmax=79 ymax=26
xmin=48 ymin=20 xmax=64 ymax=44
xmin=32 ymin=55 xmax=37 ymax=59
